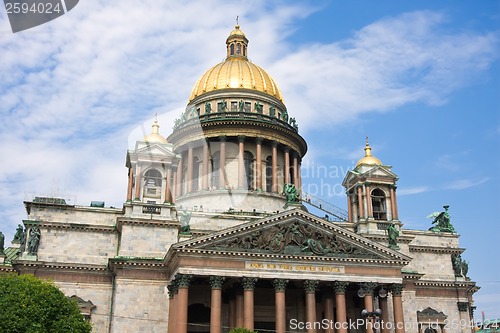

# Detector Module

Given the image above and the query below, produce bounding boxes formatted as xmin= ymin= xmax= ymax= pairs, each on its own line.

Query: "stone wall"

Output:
xmin=111 ymin=278 xmax=169 ymax=333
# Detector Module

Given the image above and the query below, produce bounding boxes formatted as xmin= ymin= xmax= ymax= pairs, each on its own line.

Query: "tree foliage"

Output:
xmin=229 ymin=328 xmax=258 ymax=333
xmin=0 ymin=273 xmax=92 ymax=333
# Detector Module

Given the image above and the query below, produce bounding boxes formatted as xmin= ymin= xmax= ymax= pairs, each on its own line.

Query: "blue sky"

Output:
xmin=1 ymin=0 xmax=499 ymax=319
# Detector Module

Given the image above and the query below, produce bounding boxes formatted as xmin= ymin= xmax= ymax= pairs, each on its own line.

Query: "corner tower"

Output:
xmin=167 ymin=24 xmax=307 ymax=216
xmin=342 ymin=139 xmax=400 ymax=234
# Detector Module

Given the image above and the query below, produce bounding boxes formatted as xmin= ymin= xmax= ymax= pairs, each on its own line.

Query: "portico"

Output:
xmin=165 ymin=209 xmax=410 ymax=333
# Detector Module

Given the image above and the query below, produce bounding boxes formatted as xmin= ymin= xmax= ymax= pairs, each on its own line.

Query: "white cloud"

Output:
xmin=444 ymin=177 xmax=489 ymax=190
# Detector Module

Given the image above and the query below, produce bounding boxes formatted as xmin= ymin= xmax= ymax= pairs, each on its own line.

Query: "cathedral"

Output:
xmin=0 ymin=25 xmax=477 ymax=333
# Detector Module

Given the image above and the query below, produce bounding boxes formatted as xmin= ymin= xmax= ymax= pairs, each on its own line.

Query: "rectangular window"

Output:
xmin=231 ymin=101 xmax=238 ymax=111
xmin=244 ymin=102 xmax=251 ymax=112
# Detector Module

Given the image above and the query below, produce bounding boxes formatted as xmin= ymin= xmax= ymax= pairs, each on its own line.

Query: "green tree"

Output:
xmin=0 ymin=273 xmax=92 ymax=333
xmin=229 ymin=328 xmax=258 ymax=333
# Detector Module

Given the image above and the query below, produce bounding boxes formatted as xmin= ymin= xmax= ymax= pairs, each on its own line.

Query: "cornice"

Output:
xmin=174 ymin=248 xmax=407 ymax=266
xmin=415 ymin=279 xmax=477 ymax=289
xmin=409 ymin=245 xmax=465 ymax=254
xmin=362 ymin=234 xmax=414 ymax=244
xmin=12 ymin=260 xmax=109 ymax=272
xmin=116 ymin=217 xmax=179 ymax=230
xmin=26 ymin=221 xmax=116 ymax=233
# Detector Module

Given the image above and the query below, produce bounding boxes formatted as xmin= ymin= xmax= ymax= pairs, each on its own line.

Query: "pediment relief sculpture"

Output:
xmin=203 ymin=219 xmax=373 ymax=258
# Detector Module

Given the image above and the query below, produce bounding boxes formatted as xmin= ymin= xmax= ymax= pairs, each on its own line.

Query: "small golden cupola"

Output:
xmin=144 ymin=115 xmax=167 ymax=144
xmin=226 ymin=20 xmax=248 ymax=59
xmin=356 ymin=137 xmax=382 ymax=167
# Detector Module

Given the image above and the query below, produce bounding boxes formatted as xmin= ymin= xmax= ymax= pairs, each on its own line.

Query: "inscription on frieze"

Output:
xmin=245 ymin=261 xmax=345 ymax=274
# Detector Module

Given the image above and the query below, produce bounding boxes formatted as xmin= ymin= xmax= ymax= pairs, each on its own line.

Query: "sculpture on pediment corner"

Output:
xmin=178 ymin=209 xmax=192 ymax=234
xmin=427 ymin=205 xmax=456 ymax=233
xmin=283 ymin=183 xmax=300 ymax=204
xmin=13 ymin=224 xmax=24 ymax=243
xmin=387 ymin=223 xmax=400 ymax=250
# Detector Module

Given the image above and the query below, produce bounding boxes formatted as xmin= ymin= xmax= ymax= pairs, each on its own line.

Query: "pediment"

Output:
xmin=343 ymin=165 xmax=398 ymax=186
xmin=173 ymin=209 xmax=410 ymax=263
xmin=136 ymin=144 xmax=175 ymax=156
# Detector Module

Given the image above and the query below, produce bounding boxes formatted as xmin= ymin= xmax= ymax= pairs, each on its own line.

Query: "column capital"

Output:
xmin=273 ymin=279 xmax=289 ymax=292
xmin=272 ymin=140 xmax=278 ymax=148
xmin=256 ymin=137 xmax=263 ymax=145
xmin=219 ymin=135 xmax=227 ymax=142
xmin=360 ymin=282 xmax=378 ymax=295
xmin=242 ymin=277 xmax=258 ymax=291
xmin=304 ymin=280 xmax=319 ymax=294
xmin=209 ymin=276 xmax=226 ymax=290
xmin=333 ymin=281 xmax=349 ymax=294
xmin=284 ymin=146 xmax=290 ymax=153
xmin=391 ymin=283 xmax=404 ymax=296
xmin=176 ymin=274 xmax=193 ymax=288
xmin=167 ymin=282 xmax=178 ymax=299
xmin=238 ymin=135 xmax=245 ymax=143
xmin=389 ymin=184 xmax=397 ymax=190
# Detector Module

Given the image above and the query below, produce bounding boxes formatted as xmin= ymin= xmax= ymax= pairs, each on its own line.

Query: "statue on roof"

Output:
xmin=427 ymin=205 xmax=456 ymax=233
xmin=178 ymin=209 xmax=192 ymax=234
xmin=238 ymin=100 xmax=245 ymax=112
xmin=13 ymin=224 xmax=24 ymax=242
xmin=387 ymin=223 xmax=400 ymax=250
xmin=205 ymin=102 xmax=212 ymax=114
xmin=283 ymin=183 xmax=300 ymax=204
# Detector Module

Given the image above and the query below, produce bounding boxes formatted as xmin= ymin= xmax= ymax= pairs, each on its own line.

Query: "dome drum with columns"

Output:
xmin=167 ymin=24 xmax=307 ymax=217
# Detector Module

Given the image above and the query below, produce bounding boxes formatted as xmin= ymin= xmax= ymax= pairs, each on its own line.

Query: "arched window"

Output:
xmin=144 ymin=169 xmax=162 ymax=197
xmin=371 ymin=188 xmax=387 ymax=220
xmin=230 ymin=43 xmax=235 ymax=55
xmin=236 ymin=43 xmax=241 ymax=55
xmin=145 ymin=169 xmax=162 ymax=186
xmin=244 ymin=151 xmax=254 ymax=190
xmin=424 ymin=328 xmax=437 ymax=333
xmin=193 ymin=157 xmax=200 ymax=192
xmin=265 ymin=156 xmax=272 ymax=192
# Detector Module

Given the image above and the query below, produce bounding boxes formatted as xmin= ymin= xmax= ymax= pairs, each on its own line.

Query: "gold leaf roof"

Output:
xmin=189 ymin=58 xmax=283 ymax=102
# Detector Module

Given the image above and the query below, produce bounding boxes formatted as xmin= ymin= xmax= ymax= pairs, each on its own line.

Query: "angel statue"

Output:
xmin=283 ymin=183 xmax=300 ymax=204
xmin=427 ymin=205 xmax=456 ymax=233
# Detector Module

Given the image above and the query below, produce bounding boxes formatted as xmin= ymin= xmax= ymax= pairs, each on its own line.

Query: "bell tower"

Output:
xmin=342 ymin=138 xmax=400 ymax=234
xmin=125 ymin=116 xmax=180 ymax=206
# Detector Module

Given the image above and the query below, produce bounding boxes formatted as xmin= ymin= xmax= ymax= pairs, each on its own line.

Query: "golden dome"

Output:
xmin=144 ymin=116 xmax=167 ymax=144
xmin=356 ymin=138 xmax=382 ymax=167
xmin=228 ymin=24 xmax=246 ymax=38
xmin=189 ymin=58 xmax=283 ymax=102
xmin=188 ymin=24 xmax=283 ymax=102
